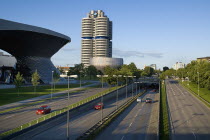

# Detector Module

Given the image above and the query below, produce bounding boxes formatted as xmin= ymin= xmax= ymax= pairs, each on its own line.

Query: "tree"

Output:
xmin=84 ymin=65 xmax=98 ymax=79
xmin=14 ymin=72 xmax=24 ymax=96
xmin=31 ymin=70 xmax=40 ymax=94
xmin=163 ymin=66 xmax=169 ymax=72
xmin=144 ymin=66 xmax=154 ymax=76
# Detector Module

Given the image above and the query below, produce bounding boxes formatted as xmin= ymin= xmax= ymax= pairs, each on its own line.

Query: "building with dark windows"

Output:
xmin=0 ymin=19 xmax=71 ymax=83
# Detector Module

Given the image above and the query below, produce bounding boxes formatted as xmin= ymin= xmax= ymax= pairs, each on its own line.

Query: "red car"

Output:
xmin=94 ymin=103 xmax=104 ymax=110
xmin=36 ymin=105 xmax=51 ymax=115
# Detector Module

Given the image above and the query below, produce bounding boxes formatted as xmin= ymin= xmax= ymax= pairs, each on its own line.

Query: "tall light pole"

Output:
xmin=134 ymin=82 xmax=140 ymax=95
xmin=97 ymin=75 xmax=108 ymax=88
xmin=51 ymin=70 xmax=54 ymax=100
xmin=79 ymin=71 xmax=82 ymax=88
xmin=132 ymin=76 xmax=136 ymax=97
xmin=197 ymin=72 xmax=200 ymax=96
xmin=113 ymin=75 xmax=122 ymax=110
xmin=67 ymin=76 xmax=70 ymax=140
xmin=97 ymin=75 xmax=108 ymax=124
xmin=124 ymin=76 xmax=133 ymax=100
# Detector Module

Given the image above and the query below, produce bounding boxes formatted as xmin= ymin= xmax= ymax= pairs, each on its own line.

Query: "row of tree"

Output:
xmin=160 ymin=60 xmax=210 ymax=90
xmin=66 ymin=63 xmax=157 ymax=86
xmin=14 ymin=70 xmax=60 ymax=96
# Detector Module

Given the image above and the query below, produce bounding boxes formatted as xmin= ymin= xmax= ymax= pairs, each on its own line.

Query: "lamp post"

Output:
xmin=113 ymin=75 xmax=122 ymax=110
xmin=97 ymin=75 xmax=108 ymax=124
xmin=134 ymin=82 xmax=140 ymax=95
xmin=79 ymin=71 xmax=82 ymax=88
xmin=132 ymin=76 xmax=136 ymax=97
xmin=124 ymin=76 xmax=132 ymax=100
xmin=197 ymin=72 xmax=200 ymax=96
xmin=66 ymin=76 xmax=70 ymax=140
xmin=97 ymin=75 xmax=108 ymax=88
xmin=51 ymin=70 xmax=54 ymax=100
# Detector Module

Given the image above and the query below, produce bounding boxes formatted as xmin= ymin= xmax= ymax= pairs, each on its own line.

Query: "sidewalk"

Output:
xmin=0 ymin=82 xmax=99 ymax=111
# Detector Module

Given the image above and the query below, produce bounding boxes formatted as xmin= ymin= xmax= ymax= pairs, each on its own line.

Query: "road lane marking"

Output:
xmin=129 ymin=122 xmax=133 ymax=127
xmin=121 ymin=136 xmax=124 ymax=140
xmin=4 ymin=115 xmax=14 ymax=119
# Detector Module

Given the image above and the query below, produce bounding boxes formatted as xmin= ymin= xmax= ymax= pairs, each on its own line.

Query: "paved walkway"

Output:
xmin=0 ymin=82 xmax=99 ymax=111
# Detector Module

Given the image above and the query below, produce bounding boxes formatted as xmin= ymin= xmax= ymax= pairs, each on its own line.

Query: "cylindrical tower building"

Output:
xmin=81 ymin=10 xmax=112 ymax=66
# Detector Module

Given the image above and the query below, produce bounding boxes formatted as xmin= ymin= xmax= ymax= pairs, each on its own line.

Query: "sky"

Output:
xmin=0 ymin=0 xmax=210 ymax=70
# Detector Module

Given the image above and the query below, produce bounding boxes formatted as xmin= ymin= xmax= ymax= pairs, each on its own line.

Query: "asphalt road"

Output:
xmin=166 ymin=79 xmax=210 ymax=140
xmin=0 ymin=87 xmax=108 ymax=134
xmin=96 ymin=89 xmax=159 ymax=140
xmin=12 ymin=89 xmax=142 ymax=140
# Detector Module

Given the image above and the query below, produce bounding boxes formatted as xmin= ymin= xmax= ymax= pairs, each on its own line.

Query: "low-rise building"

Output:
xmin=172 ymin=62 xmax=185 ymax=70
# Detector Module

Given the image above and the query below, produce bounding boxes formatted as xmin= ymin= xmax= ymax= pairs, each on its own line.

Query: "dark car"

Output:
xmin=94 ymin=102 xmax=104 ymax=110
xmin=36 ymin=105 xmax=51 ymax=115
xmin=145 ymin=98 xmax=152 ymax=103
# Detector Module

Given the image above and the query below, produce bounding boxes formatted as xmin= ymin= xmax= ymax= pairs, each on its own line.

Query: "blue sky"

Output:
xmin=0 ymin=0 xmax=210 ymax=69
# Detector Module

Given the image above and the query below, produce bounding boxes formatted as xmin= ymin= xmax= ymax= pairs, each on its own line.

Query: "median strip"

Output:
xmin=159 ymin=80 xmax=170 ymax=140
xmin=77 ymin=90 xmax=146 ymax=140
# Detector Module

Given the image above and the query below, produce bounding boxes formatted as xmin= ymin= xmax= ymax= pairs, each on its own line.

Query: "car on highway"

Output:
xmin=137 ymin=97 xmax=142 ymax=102
xmin=36 ymin=105 xmax=51 ymax=115
xmin=145 ymin=98 xmax=152 ymax=103
xmin=94 ymin=102 xmax=104 ymax=110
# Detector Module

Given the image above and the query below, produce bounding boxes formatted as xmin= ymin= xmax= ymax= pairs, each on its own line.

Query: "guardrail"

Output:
xmin=0 ymin=86 xmax=122 ymax=140
xmin=77 ymin=90 xmax=146 ymax=140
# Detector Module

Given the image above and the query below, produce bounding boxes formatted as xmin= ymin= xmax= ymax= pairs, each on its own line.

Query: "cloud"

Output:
xmin=113 ymin=48 xmax=163 ymax=58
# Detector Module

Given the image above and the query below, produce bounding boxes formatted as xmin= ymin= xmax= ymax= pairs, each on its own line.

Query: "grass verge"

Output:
xmin=180 ymin=81 xmax=210 ymax=107
xmin=0 ymin=87 xmax=92 ymax=114
xmin=159 ymin=80 xmax=170 ymax=140
xmin=0 ymin=83 xmax=91 ymax=106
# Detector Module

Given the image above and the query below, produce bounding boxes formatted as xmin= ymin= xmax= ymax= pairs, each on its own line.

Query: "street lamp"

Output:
xmin=97 ymin=75 xmax=108 ymax=88
xmin=67 ymin=76 xmax=70 ymax=140
xmin=96 ymin=75 xmax=108 ymax=124
xmin=132 ymin=76 xmax=136 ymax=97
xmin=51 ymin=70 xmax=54 ymax=100
xmin=113 ymin=75 xmax=122 ymax=110
xmin=134 ymin=82 xmax=140 ymax=95
xmin=197 ymin=72 xmax=200 ymax=96
xmin=79 ymin=71 xmax=82 ymax=88
xmin=124 ymin=76 xmax=133 ymax=100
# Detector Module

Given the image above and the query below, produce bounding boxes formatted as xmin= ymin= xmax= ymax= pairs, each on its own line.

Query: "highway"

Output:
xmin=0 ymin=87 xmax=108 ymax=134
xmin=12 ymin=89 xmax=142 ymax=140
xmin=166 ymin=80 xmax=210 ymax=140
xmin=96 ymin=89 xmax=159 ymax=140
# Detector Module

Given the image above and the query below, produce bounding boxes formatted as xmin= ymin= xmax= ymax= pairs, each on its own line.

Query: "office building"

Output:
xmin=81 ymin=10 xmax=112 ymax=66
xmin=172 ymin=62 xmax=185 ymax=70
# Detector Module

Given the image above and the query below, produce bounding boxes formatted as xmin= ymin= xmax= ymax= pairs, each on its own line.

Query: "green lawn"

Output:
xmin=159 ymin=81 xmax=170 ymax=140
xmin=181 ymin=81 xmax=210 ymax=105
xmin=0 ymin=83 xmax=91 ymax=106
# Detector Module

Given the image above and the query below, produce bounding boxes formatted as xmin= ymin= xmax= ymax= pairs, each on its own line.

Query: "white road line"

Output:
xmin=121 ymin=136 xmax=124 ymax=140
xmin=129 ymin=122 xmax=133 ymax=127
xmin=4 ymin=115 xmax=14 ymax=119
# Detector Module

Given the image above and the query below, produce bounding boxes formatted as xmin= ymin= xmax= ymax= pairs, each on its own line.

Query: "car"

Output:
xmin=145 ymin=98 xmax=152 ymax=103
xmin=36 ymin=105 xmax=51 ymax=115
xmin=137 ymin=97 xmax=142 ymax=102
xmin=94 ymin=102 xmax=104 ymax=110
